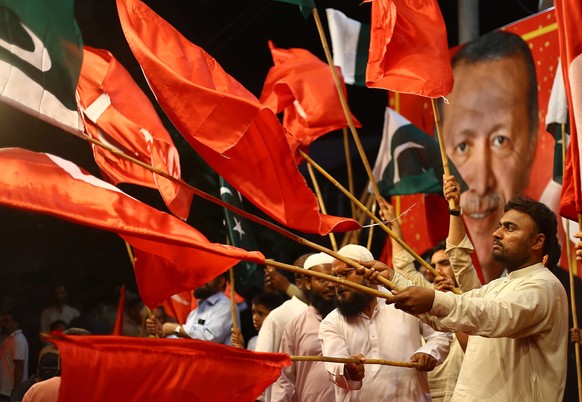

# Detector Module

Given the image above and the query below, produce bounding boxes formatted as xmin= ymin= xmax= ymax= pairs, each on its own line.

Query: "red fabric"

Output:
xmin=51 ymin=335 xmax=290 ymax=402
xmin=0 ymin=148 xmax=264 ymax=308
xmin=116 ymin=0 xmax=359 ymax=235
xmin=365 ymin=0 xmax=453 ymax=98
xmin=557 ymin=0 xmax=582 ymax=220
xmin=112 ymin=285 xmax=125 ymax=335
xmin=162 ymin=284 xmax=244 ymax=324
xmin=260 ymin=41 xmax=361 ymax=153
xmin=77 ymin=46 xmax=193 ymax=220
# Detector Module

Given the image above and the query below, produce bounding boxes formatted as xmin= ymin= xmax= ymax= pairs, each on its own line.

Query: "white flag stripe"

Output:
xmin=326 ymin=8 xmax=362 ymax=85
xmin=546 ymin=60 xmax=569 ymax=127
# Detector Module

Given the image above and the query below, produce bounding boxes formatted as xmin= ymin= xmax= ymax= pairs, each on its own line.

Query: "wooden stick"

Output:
xmin=366 ymin=201 xmax=377 ymax=250
xmin=430 ymin=98 xmax=456 ymax=212
xmin=343 ymin=128 xmax=357 ymax=219
xmin=311 ymin=8 xmax=383 ymax=206
xmin=290 ymin=355 xmax=418 ymax=368
xmin=300 ymin=149 xmax=462 ymax=295
xmin=229 ymin=268 xmax=239 ymax=333
xmin=265 ymin=259 xmax=393 ymax=300
xmin=307 ymin=163 xmax=338 ymax=251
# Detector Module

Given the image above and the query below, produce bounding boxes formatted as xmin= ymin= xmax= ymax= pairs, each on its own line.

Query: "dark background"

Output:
xmin=0 ymin=0 xmax=540 ymax=372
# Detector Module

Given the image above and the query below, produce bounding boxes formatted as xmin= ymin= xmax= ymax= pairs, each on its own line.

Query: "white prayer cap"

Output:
xmin=336 ymin=244 xmax=374 ymax=262
xmin=303 ymin=252 xmax=335 ymax=270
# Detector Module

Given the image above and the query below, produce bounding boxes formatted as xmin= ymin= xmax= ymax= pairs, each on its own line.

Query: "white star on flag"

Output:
xmin=233 ymin=217 xmax=245 ymax=240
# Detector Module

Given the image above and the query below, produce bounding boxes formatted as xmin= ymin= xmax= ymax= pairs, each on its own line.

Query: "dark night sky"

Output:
xmin=0 ymin=0 xmax=541 ymax=360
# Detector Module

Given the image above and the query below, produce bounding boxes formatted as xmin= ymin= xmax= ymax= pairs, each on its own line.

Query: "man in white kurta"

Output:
xmin=272 ymin=253 xmax=337 ymax=402
xmin=319 ymin=245 xmax=452 ymax=402
xmin=388 ymin=198 xmax=568 ymax=401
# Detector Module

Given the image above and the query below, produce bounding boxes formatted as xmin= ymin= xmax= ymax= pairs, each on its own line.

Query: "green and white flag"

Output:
xmin=372 ymin=107 xmax=467 ymax=197
xmin=0 ymin=0 xmax=83 ymax=133
xmin=545 ymin=61 xmax=569 ymax=184
xmin=219 ymin=176 xmax=261 ymax=292
xmin=326 ymin=8 xmax=369 ymax=86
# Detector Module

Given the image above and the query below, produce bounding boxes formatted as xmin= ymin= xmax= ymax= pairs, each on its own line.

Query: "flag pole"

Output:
xmin=307 ymin=163 xmax=338 ymax=251
xmin=563 ymin=118 xmax=582 ymax=400
xmin=83 ymin=134 xmax=396 ymax=290
xmin=311 ymin=7 xmax=384 ymax=206
xmin=300 ymin=149 xmax=462 ymax=295
xmin=430 ymin=98 xmax=457 ymax=212
xmin=290 ymin=355 xmax=418 ymax=368
xmin=343 ymin=128 xmax=357 ymax=219
xmin=265 ymin=259 xmax=393 ymax=299
xmin=341 ymin=187 xmax=372 ymax=248
xmin=366 ymin=202 xmax=377 ymax=250
xmin=229 ymin=268 xmax=239 ymax=334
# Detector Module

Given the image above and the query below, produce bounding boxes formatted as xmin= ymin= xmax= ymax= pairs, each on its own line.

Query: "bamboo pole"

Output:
xmin=366 ymin=202 xmax=377 ymax=250
xmin=307 ymin=163 xmax=338 ymax=251
xmin=566 ymin=116 xmax=582 ymax=401
xmin=229 ymin=268 xmax=239 ymax=333
xmin=265 ymin=259 xmax=393 ymax=300
xmin=311 ymin=8 xmax=383 ymax=207
xmin=430 ymin=99 xmax=457 ymax=212
xmin=83 ymin=134 xmax=397 ymax=290
xmin=300 ymin=149 xmax=461 ymax=295
xmin=125 ymin=241 xmax=156 ymax=337
xmin=343 ymin=128 xmax=357 ymax=219
xmin=290 ymin=355 xmax=418 ymax=368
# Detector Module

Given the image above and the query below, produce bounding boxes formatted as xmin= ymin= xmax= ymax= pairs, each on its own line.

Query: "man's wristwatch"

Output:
xmin=449 ymin=208 xmax=462 ymax=216
xmin=174 ymin=325 xmax=182 ymax=337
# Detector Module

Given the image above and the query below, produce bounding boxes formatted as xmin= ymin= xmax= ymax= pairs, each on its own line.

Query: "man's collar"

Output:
xmin=198 ymin=291 xmax=224 ymax=305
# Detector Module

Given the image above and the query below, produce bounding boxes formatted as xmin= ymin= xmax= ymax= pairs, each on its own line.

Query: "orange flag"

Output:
xmin=0 ymin=148 xmax=264 ymax=307
xmin=77 ymin=46 xmax=194 ymax=220
xmin=116 ymin=0 xmax=360 ymax=235
xmin=365 ymin=0 xmax=453 ymax=98
xmin=260 ymin=41 xmax=361 ymax=152
xmin=112 ymin=285 xmax=126 ymax=335
xmin=52 ymin=335 xmax=290 ymax=402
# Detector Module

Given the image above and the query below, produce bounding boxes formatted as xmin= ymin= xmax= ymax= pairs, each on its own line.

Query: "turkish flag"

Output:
xmin=116 ymin=0 xmax=359 ymax=235
xmin=52 ymin=334 xmax=290 ymax=402
xmin=260 ymin=41 xmax=361 ymax=153
xmin=365 ymin=0 xmax=453 ymax=98
xmin=77 ymin=46 xmax=193 ymax=220
xmin=0 ymin=148 xmax=264 ymax=307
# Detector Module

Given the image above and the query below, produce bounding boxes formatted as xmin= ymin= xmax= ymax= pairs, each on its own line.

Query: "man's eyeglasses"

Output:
xmin=332 ymin=268 xmax=356 ymax=280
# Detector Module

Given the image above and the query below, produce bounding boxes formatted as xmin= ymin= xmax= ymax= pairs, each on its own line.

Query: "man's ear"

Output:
xmin=532 ymin=233 xmax=545 ymax=251
xmin=304 ymin=277 xmax=312 ymax=291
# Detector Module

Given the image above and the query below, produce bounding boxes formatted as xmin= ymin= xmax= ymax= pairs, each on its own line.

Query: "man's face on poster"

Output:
xmin=442 ymin=55 xmax=537 ymax=274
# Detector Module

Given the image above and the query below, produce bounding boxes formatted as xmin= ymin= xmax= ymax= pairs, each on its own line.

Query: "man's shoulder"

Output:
xmin=270 ymin=297 xmax=307 ymax=318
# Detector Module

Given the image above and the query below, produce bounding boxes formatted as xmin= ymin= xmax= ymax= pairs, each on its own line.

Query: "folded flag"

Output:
xmin=372 ymin=107 xmax=467 ymax=197
xmin=77 ymin=46 xmax=194 ymax=220
xmin=326 ymin=8 xmax=370 ymax=86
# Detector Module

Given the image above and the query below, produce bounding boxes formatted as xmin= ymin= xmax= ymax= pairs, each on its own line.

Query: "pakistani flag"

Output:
xmin=326 ymin=8 xmax=369 ymax=86
xmin=545 ymin=61 xmax=569 ymax=185
xmin=219 ymin=176 xmax=262 ymax=293
xmin=373 ymin=107 xmax=467 ymax=197
xmin=274 ymin=0 xmax=315 ymax=18
xmin=0 ymin=0 xmax=83 ymax=133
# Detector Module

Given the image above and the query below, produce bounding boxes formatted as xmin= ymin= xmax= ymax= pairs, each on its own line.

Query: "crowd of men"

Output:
xmin=0 ymin=28 xmax=579 ymax=402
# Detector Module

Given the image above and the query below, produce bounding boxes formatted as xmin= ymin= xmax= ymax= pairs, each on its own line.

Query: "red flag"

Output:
xmin=364 ymin=0 xmax=453 ymax=98
xmin=557 ymin=0 xmax=582 ymax=220
xmin=51 ymin=335 xmax=290 ymax=402
xmin=116 ymin=0 xmax=360 ymax=235
xmin=112 ymin=285 xmax=126 ymax=335
xmin=162 ymin=284 xmax=243 ymax=324
xmin=77 ymin=46 xmax=194 ymax=220
xmin=0 ymin=148 xmax=264 ymax=307
xmin=260 ymin=41 xmax=361 ymax=151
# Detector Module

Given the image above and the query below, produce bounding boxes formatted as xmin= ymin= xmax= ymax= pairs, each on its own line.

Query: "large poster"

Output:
xmin=386 ymin=9 xmax=563 ymax=282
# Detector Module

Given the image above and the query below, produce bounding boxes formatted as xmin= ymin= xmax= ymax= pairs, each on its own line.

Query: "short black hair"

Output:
xmin=429 ymin=240 xmax=447 ymax=258
xmin=252 ymin=292 xmax=285 ymax=312
xmin=452 ymin=30 xmax=538 ymax=141
xmin=504 ymin=197 xmax=558 ymax=257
